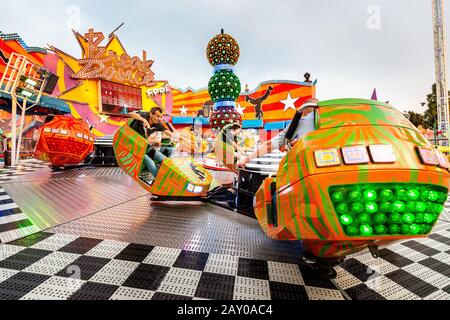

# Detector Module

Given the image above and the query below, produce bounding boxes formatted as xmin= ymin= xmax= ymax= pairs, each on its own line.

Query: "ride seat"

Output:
xmin=254 ymin=176 xmax=278 ymax=228
xmin=268 ymin=180 xmax=278 ymax=227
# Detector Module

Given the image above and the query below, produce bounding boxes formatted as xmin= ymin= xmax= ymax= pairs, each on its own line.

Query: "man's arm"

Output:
xmin=128 ymin=111 xmax=150 ymax=129
xmin=147 ymin=135 xmax=162 ymax=147
xmin=233 ymin=141 xmax=246 ymax=154
xmin=237 ymin=139 xmax=274 ymax=166
xmin=237 ymin=128 xmax=286 ymax=166
xmin=162 ymin=130 xmax=178 ymax=138
xmin=158 ymin=121 xmax=178 ymax=139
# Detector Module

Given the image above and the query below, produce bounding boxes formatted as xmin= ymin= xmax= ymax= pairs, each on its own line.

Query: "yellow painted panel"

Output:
xmin=59 ymin=80 xmax=99 ymax=107
xmin=105 ymin=36 xmax=127 ymax=56
xmin=56 ymin=60 xmax=66 ymax=93
xmin=141 ymin=82 xmax=167 ymax=112
xmin=55 ymin=51 xmax=82 ymax=74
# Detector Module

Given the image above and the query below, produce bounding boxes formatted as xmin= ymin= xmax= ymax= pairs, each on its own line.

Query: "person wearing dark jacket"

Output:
xmin=128 ymin=107 xmax=175 ymax=178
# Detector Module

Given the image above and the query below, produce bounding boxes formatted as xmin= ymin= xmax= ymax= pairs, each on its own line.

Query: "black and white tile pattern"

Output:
xmin=335 ymin=221 xmax=450 ymax=300
xmin=4 ymin=226 xmax=449 ymax=300
xmin=0 ymin=232 xmax=345 ymax=300
xmin=1 ymin=160 xmax=450 ymax=300
xmin=1 ymin=227 xmax=450 ymax=300
xmin=0 ymin=187 xmax=39 ymax=243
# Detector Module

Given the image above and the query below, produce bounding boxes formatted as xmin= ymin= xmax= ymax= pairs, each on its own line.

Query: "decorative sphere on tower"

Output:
xmin=206 ymin=29 xmax=242 ymax=131
xmin=206 ymin=31 xmax=240 ymax=66
xmin=208 ymin=70 xmax=241 ymax=102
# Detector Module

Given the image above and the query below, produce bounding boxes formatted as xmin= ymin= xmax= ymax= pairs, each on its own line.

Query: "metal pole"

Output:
xmin=7 ymin=55 xmax=26 ymax=167
xmin=108 ymin=22 xmax=125 ymax=38
xmin=15 ymin=98 xmax=28 ymax=165
xmin=434 ymin=122 xmax=438 ymax=145
xmin=10 ymin=96 xmax=17 ymax=167
xmin=432 ymin=0 xmax=450 ymax=146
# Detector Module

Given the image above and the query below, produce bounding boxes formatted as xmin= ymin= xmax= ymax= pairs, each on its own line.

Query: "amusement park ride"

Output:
xmin=0 ymin=53 xmax=56 ymax=167
xmin=1 ymin=2 xmax=449 ymax=280
xmin=252 ymin=99 xmax=449 ymax=276
xmin=112 ymin=96 xmax=450 ymax=278
xmin=110 ymin=29 xmax=450 ymax=278
xmin=34 ymin=115 xmax=95 ymax=170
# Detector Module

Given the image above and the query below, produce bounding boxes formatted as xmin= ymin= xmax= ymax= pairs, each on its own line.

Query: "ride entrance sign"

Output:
xmin=71 ymin=29 xmax=156 ymax=88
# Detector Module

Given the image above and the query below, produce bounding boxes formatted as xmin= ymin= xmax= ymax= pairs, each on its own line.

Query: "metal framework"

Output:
xmin=0 ymin=53 xmax=46 ymax=166
xmin=432 ymin=0 xmax=450 ymax=145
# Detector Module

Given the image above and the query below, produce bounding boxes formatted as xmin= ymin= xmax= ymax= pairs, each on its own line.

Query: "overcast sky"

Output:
xmin=1 ymin=0 xmax=449 ymax=113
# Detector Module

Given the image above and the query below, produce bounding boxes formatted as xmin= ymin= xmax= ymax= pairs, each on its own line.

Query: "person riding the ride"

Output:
xmin=215 ymin=122 xmax=246 ymax=173
xmin=237 ymin=98 xmax=318 ymax=167
xmin=128 ymin=107 xmax=178 ymax=179
xmin=159 ymin=118 xmax=178 ymax=158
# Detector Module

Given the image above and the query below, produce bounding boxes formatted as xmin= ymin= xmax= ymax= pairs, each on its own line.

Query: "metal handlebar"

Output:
xmin=284 ymin=111 xmax=302 ymax=141
xmin=284 ymin=102 xmax=318 ymax=149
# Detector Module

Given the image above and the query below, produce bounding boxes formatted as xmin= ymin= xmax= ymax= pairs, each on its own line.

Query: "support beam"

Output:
xmin=432 ymin=0 xmax=450 ymax=146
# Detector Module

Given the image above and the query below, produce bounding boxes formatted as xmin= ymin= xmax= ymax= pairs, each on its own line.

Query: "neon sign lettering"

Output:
xmin=71 ymin=29 xmax=156 ymax=87
xmin=146 ymin=86 xmax=171 ymax=96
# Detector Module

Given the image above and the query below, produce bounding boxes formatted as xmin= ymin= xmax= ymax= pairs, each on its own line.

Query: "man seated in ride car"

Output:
xmin=215 ymin=122 xmax=247 ymax=173
xmin=158 ymin=118 xmax=178 ymax=158
xmin=237 ymin=98 xmax=318 ymax=167
xmin=223 ymin=123 xmax=246 ymax=155
xmin=128 ymin=107 xmax=178 ymax=178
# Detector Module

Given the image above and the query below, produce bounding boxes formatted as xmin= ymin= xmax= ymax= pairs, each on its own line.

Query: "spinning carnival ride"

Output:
xmin=34 ymin=115 xmax=94 ymax=169
xmin=253 ymin=98 xmax=449 ymax=275
xmin=113 ymin=119 xmax=212 ymax=199
xmin=110 ymin=28 xmax=450 ymax=276
xmin=111 ymin=97 xmax=450 ymax=277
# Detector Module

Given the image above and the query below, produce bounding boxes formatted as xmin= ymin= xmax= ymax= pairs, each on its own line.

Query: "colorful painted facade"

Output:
xmin=0 ymin=33 xmax=46 ymax=74
xmin=172 ymin=80 xmax=316 ymax=123
xmin=1 ymin=29 xmax=316 ymax=141
xmin=0 ymin=34 xmax=47 ymax=139
xmin=46 ymin=29 xmax=170 ymax=137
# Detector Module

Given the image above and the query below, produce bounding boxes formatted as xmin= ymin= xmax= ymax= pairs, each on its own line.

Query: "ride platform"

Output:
xmin=0 ymin=160 xmax=449 ymax=300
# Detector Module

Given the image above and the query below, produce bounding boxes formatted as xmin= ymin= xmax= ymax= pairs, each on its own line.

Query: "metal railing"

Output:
xmin=429 ymin=137 xmax=449 ymax=146
xmin=1 ymin=137 xmax=37 ymax=162
xmin=20 ymin=138 xmax=36 ymax=158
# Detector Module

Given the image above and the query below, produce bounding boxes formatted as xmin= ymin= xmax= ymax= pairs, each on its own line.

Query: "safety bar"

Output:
xmin=284 ymin=102 xmax=318 ymax=141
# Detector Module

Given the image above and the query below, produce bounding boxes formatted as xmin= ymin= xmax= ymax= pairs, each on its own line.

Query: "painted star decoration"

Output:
xmin=281 ymin=92 xmax=299 ymax=112
xmin=99 ymin=114 xmax=109 ymax=124
xmin=180 ymin=105 xmax=188 ymax=115
xmin=235 ymin=104 xmax=246 ymax=115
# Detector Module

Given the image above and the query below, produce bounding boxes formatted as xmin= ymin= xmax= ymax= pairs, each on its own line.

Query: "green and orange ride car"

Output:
xmin=254 ymin=98 xmax=449 ymax=266
xmin=113 ymin=120 xmax=212 ymax=199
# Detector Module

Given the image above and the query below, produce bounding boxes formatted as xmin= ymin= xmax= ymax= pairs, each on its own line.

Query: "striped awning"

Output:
xmin=242 ymin=119 xmax=264 ymax=129
xmin=172 ymin=116 xmax=210 ymax=125
xmin=264 ymin=121 xmax=286 ymax=131
xmin=172 ymin=117 xmax=194 ymax=125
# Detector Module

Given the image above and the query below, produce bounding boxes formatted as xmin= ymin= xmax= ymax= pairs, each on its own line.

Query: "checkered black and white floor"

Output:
xmin=0 ymin=222 xmax=449 ymax=300
xmin=336 ymin=221 xmax=450 ymax=300
xmin=1 ymin=163 xmax=450 ymax=300
xmin=0 ymin=232 xmax=344 ymax=300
